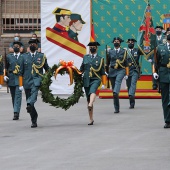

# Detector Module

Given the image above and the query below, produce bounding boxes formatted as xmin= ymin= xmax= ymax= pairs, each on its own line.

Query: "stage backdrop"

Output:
xmin=92 ymin=0 xmax=170 ymax=75
xmin=41 ymin=0 xmax=90 ymax=94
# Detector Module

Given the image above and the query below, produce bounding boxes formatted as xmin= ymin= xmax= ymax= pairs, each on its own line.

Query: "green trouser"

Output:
xmin=25 ymin=85 xmax=39 ymax=124
xmin=160 ymin=82 xmax=170 ymax=123
xmin=9 ymin=86 xmax=22 ymax=115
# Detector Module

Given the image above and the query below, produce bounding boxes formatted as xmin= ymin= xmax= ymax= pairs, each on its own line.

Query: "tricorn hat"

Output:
xmin=70 ymin=13 xmax=85 ymax=24
xmin=126 ymin=38 xmax=137 ymax=43
xmin=52 ymin=7 xmax=71 ymax=15
xmin=28 ymin=39 xmax=38 ymax=44
xmin=155 ymin=26 xmax=163 ymax=30
xmin=13 ymin=41 xmax=22 ymax=46
xmin=112 ymin=37 xmax=124 ymax=43
xmin=87 ymin=42 xmax=100 ymax=46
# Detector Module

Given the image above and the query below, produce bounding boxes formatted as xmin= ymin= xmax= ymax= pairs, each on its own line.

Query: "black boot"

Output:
xmin=129 ymin=95 xmax=135 ymax=109
xmin=113 ymin=92 xmax=119 ymax=113
xmin=13 ymin=112 xmax=19 ymax=120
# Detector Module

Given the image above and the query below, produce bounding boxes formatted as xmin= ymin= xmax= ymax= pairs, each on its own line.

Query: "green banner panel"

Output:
xmin=92 ymin=0 xmax=170 ymax=74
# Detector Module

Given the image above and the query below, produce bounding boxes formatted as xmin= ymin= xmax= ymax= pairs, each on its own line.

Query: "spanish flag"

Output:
xmin=90 ymin=21 xmax=95 ymax=42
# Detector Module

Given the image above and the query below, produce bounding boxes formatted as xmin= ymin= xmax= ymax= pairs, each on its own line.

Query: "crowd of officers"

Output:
xmin=0 ymin=26 xmax=170 ymax=129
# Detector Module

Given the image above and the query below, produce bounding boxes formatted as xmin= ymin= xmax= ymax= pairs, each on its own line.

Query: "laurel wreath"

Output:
xmin=40 ymin=64 xmax=84 ymax=110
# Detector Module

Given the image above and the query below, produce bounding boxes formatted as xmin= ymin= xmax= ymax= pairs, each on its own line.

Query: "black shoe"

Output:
xmin=88 ymin=120 xmax=94 ymax=125
xmin=31 ymin=123 xmax=37 ymax=128
xmin=114 ymin=110 xmax=119 ymax=113
xmin=13 ymin=113 xmax=19 ymax=120
xmin=26 ymin=104 xmax=32 ymax=113
xmin=152 ymin=86 xmax=158 ymax=90
xmin=129 ymin=105 xmax=134 ymax=109
xmin=164 ymin=123 xmax=170 ymax=128
xmin=13 ymin=116 xmax=19 ymax=120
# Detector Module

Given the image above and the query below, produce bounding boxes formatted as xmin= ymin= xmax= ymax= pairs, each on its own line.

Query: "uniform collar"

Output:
xmin=30 ymin=52 xmax=36 ymax=56
xmin=114 ymin=47 xmax=120 ymax=52
xmin=91 ymin=53 xmax=97 ymax=58
xmin=14 ymin=52 xmax=20 ymax=57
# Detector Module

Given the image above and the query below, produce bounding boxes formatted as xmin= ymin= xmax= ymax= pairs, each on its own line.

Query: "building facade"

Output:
xmin=0 ymin=0 xmax=40 ymax=57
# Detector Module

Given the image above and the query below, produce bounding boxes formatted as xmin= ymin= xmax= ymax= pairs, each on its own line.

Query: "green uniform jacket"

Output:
xmin=68 ymin=29 xmax=79 ymax=41
xmin=19 ymin=52 xmax=49 ymax=89
xmin=6 ymin=53 xmax=23 ymax=86
xmin=127 ymin=48 xmax=141 ymax=76
xmin=80 ymin=54 xmax=105 ymax=87
xmin=156 ymin=44 xmax=170 ymax=83
xmin=0 ymin=55 xmax=3 ymax=75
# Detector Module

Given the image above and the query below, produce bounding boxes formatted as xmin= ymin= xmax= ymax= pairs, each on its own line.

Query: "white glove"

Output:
xmin=19 ymin=86 xmax=24 ymax=91
xmin=4 ymin=76 xmax=9 ymax=82
xmin=101 ymin=84 xmax=105 ymax=90
xmin=0 ymin=85 xmax=2 ymax=89
xmin=105 ymin=71 xmax=108 ymax=77
xmin=153 ymin=73 xmax=159 ymax=80
xmin=124 ymin=75 xmax=128 ymax=80
xmin=148 ymin=59 xmax=152 ymax=63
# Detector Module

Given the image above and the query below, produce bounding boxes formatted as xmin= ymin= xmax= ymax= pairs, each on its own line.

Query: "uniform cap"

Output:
xmin=155 ymin=26 xmax=163 ymax=29
xmin=87 ymin=42 xmax=100 ymax=46
xmin=126 ymin=38 xmax=137 ymax=43
xmin=13 ymin=41 xmax=22 ymax=46
xmin=70 ymin=13 xmax=85 ymax=24
xmin=52 ymin=7 xmax=71 ymax=15
xmin=28 ymin=39 xmax=38 ymax=44
xmin=112 ymin=37 xmax=124 ymax=43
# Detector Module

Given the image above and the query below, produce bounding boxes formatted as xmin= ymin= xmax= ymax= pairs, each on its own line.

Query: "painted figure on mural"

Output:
xmin=68 ymin=13 xmax=86 ymax=42
xmin=52 ymin=7 xmax=71 ymax=37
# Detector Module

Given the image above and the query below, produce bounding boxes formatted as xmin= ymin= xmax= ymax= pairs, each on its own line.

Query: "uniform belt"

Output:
xmin=111 ymin=66 xmax=124 ymax=69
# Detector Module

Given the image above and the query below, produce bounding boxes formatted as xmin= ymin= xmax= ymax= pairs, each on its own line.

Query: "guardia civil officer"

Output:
xmin=148 ymin=26 xmax=165 ymax=90
xmin=19 ymin=39 xmax=49 ymax=128
xmin=80 ymin=42 xmax=106 ymax=125
xmin=126 ymin=38 xmax=141 ymax=109
xmin=0 ymin=55 xmax=4 ymax=89
xmin=4 ymin=42 xmax=23 ymax=120
xmin=107 ymin=37 xmax=129 ymax=113
xmin=153 ymin=34 xmax=170 ymax=128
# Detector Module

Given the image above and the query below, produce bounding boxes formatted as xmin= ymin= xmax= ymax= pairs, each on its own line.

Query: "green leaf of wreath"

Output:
xmin=40 ymin=64 xmax=84 ymax=110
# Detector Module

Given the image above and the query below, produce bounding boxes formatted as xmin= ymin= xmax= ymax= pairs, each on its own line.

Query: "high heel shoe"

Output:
xmin=88 ymin=120 xmax=94 ymax=125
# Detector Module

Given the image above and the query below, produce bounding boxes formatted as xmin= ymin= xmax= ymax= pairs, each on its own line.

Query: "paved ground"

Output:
xmin=0 ymin=86 xmax=170 ymax=170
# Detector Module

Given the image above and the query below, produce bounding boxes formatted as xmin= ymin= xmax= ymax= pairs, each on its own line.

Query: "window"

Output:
xmin=2 ymin=0 xmax=40 ymax=33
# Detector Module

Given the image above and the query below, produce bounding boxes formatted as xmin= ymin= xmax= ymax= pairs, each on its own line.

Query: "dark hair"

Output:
xmin=55 ymin=15 xmax=67 ymax=22
xmin=32 ymin=33 xmax=37 ymax=38
xmin=69 ymin=20 xmax=78 ymax=26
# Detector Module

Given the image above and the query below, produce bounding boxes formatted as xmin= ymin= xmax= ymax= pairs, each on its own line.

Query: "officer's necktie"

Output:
xmin=32 ymin=54 xmax=35 ymax=58
xmin=92 ymin=55 xmax=94 ymax=59
xmin=15 ymin=55 xmax=18 ymax=60
xmin=131 ymin=49 xmax=133 ymax=55
xmin=116 ymin=50 xmax=118 ymax=54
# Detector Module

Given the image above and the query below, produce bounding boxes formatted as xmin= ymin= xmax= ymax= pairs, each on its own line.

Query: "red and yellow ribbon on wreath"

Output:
xmin=54 ymin=60 xmax=82 ymax=85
